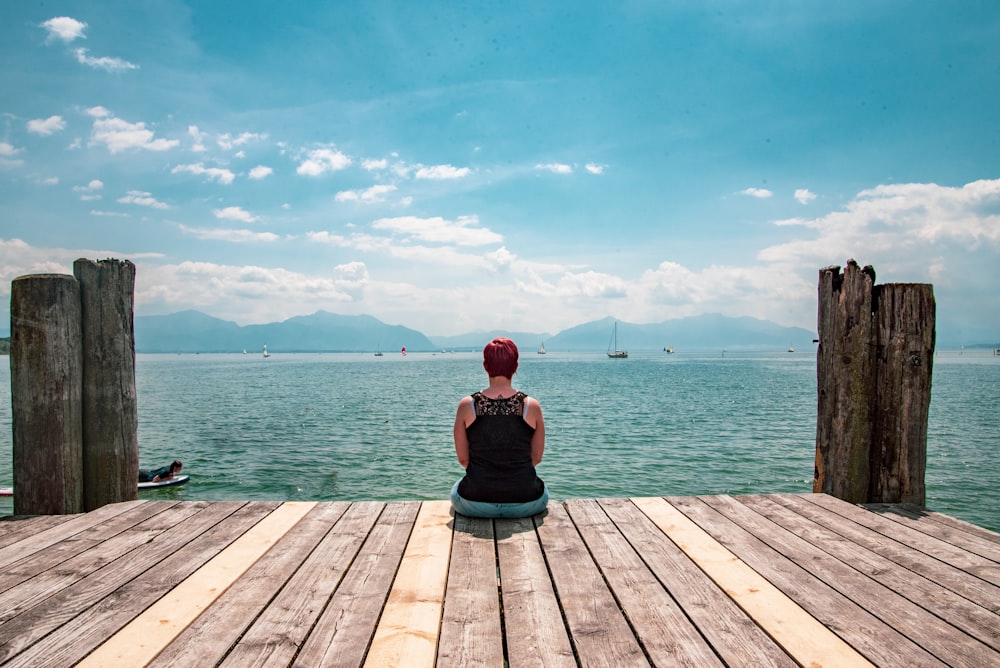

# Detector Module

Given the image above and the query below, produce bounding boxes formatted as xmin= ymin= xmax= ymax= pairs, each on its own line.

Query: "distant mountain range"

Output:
xmin=124 ymin=310 xmax=819 ymax=354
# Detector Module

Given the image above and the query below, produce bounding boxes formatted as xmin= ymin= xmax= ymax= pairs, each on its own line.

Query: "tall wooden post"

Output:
xmin=75 ymin=258 xmax=139 ymax=510
xmin=814 ymin=261 xmax=933 ymax=505
xmin=10 ymin=274 xmax=84 ymax=515
xmin=870 ymin=283 xmax=934 ymax=505
xmin=814 ymin=261 xmax=875 ymax=503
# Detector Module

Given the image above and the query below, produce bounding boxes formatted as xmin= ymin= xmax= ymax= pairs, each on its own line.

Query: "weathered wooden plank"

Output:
xmin=536 ymin=501 xmax=648 ymax=667
xmin=894 ymin=502 xmax=1000 ymax=545
xmin=68 ymin=502 xmax=315 ymax=668
xmin=0 ymin=501 xmax=263 ymax=666
xmin=566 ymin=498 xmax=724 ymax=666
xmin=293 ymin=501 xmax=420 ymax=668
xmin=641 ymin=496 xmax=889 ymax=668
xmin=436 ymin=515 xmax=503 ymax=668
xmin=740 ymin=494 xmax=1000 ymax=652
xmin=804 ymin=493 xmax=1000 ymax=585
xmin=495 ymin=511 xmax=576 ymax=668
xmin=771 ymin=494 xmax=1000 ymax=615
xmin=865 ymin=502 xmax=1000 ymax=561
xmin=598 ymin=498 xmax=797 ymax=667
xmin=0 ymin=514 xmax=78 ymax=546
xmin=0 ymin=500 xmax=148 ymax=566
xmin=0 ymin=501 xmax=179 ymax=595
xmin=218 ymin=502 xmax=386 ymax=668
xmin=363 ymin=500 xmax=453 ymax=668
xmin=0 ymin=501 xmax=212 ymax=630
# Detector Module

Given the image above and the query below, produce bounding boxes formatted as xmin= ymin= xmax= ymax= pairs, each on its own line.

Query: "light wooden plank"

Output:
xmin=496 ymin=512 xmax=576 ymax=668
xmin=436 ymin=515 xmax=503 ymax=668
xmin=363 ymin=500 xmax=453 ymax=668
xmin=77 ymin=501 xmax=316 ymax=668
xmin=632 ymin=496 xmax=875 ymax=668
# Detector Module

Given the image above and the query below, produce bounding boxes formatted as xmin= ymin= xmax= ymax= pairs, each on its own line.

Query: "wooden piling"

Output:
xmin=814 ymin=261 xmax=934 ymax=505
xmin=10 ymin=274 xmax=84 ymax=515
xmin=74 ymin=258 xmax=139 ymax=511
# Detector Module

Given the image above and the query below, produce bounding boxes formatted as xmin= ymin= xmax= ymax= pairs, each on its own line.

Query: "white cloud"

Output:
xmin=585 ymin=163 xmax=605 ymax=175
xmin=362 ymin=158 xmax=388 ymax=170
xmin=415 ymin=164 xmax=471 ymax=179
xmin=27 ymin=116 xmax=66 ymax=136
xmin=41 ymin=17 xmax=87 ymax=42
xmin=535 ymin=163 xmax=573 ymax=174
xmin=74 ymin=48 xmax=138 ymax=72
xmin=740 ymin=187 xmax=774 ymax=198
xmin=794 ymin=188 xmax=817 ymax=204
xmin=86 ymin=106 xmax=111 ymax=118
xmin=213 ymin=206 xmax=259 ymax=223
xmin=371 ymin=215 xmax=503 ymax=246
xmin=90 ymin=210 xmax=129 ymax=217
xmin=335 ymin=184 xmax=397 ymax=203
xmin=74 ymin=179 xmax=104 ymax=192
xmin=117 ymin=190 xmax=168 ymax=209
xmin=248 ymin=165 xmax=273 ymax=180
xmin=171 ymin=162 xmax=236 ymax=185
xmin=178 ymin=225 xmax=278 ymax=242
xmin=218 ymin=132 xmax=264 ymax=150
xmin=0 ymin=142 xmax=22 ymax=157
xmin=297 ymin=148 xmax=351 ymax=176
xmin=188 ymin=125 xmax=207 ymax=152
xmin=90 ymin=116 xmax=179 ymax=153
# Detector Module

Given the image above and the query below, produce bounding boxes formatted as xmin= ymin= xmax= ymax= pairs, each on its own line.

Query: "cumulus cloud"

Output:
xmin=90 ymin=115 xmax=179 ymax=153
xmin=74 ymin=179 xmax=104 ymax=200
xmin=794 ymin=188 xmax=817 ymax=204
xmin=41 ymin=17 xmax=87 ymax=42
xmin=117 ymin=190 xmax=168 ymax=209
xmin=178 ymin=225 xmax=278 ymax=242
xmin=188 ymin=125 xmax=207 ymax=152
xmin=74 ymin=48 xmax=138 ymax=72
xmin=218 ymin=132 xmax=264 ymax=150
xmin=335 ymin=184 xmax=397 ymax=203
xmin=213 ymin=206 xmax=259 ymax=223
xmin=248 ymin=165 xmax=273 ymax=180
xmin=171 ymin=162 xmax=236 ymax=185
xmin=362 ymin=158 xmax=388 ymax=170
xmin=0 ymin=142 xmax=23 ymax=167
xmin=585 ymin=163 xmax=605 ymax=175
xmin=371 ymin=215 xmax=503 ymax=246
xmin=414 ymin=164 xmax=471 ymax=179
xmin=740 ymin=187 xmax=773 ymax=198
xmin=297 ymin=147 xmax=351 ymax=176
xmin=535 ymin=163 xmax=573 ymax=174
xmin=27 ymin=116 xmax=66 ymax=136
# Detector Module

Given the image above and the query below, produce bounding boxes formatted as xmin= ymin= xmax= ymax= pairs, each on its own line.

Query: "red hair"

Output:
xmin=483 ymin=337 xmax=519 ymax=378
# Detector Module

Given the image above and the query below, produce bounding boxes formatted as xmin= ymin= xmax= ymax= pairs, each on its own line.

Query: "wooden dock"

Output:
xmin=0 ymin=493 xmax=997 ymax=667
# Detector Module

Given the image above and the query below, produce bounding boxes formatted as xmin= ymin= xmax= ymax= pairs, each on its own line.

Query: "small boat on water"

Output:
xmin=262 ymin=344 xmax=271 ymax=358
xmin=538 ymin=341 xmax=547 ymax=354
xmin=607 ymin=322 xmax=628 ymax=358
xmin=663 ymin=346 xmax=674 ymax=354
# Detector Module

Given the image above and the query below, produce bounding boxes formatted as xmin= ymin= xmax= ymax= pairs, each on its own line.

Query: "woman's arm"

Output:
xmin=453 ymin=396 xmax=473 ymax=468
xmin=527 ymin=397 xmax=545 ymax=466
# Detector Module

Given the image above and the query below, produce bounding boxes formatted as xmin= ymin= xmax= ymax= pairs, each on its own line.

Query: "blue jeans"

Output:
xmin=450 ymin=480 xmax=549 ymax=518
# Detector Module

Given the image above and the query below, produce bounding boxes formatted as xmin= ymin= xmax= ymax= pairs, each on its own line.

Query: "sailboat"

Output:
xmin=607 ymin=322 xmax=628 ymax=358
xmin=538 ymin=341 xmax=547 ymax=354
xmin=262 ymin=344 xmax=271 ymax=358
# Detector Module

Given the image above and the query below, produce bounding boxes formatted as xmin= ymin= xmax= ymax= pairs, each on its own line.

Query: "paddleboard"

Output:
xmin=0 ymin=486 xmax=11 ymax=497
xmin=138 ymin=474 xmax=189 ymax=490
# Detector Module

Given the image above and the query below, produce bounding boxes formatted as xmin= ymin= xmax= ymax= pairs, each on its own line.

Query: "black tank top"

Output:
xmin=457 ymin=392 xmax=545 ymax=503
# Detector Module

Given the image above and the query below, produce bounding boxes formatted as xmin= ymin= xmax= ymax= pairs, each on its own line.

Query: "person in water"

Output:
xmin=451 ymin=337 xmax=549 ymax=518
xmin=139 ymin=460 xmax=183 ymax=483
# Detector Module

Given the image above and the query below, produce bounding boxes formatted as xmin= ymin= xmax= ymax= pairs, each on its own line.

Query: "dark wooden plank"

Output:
xmin=495 ymin=510 xmax=576 ymax=668
xmin=148 ymin=501 xmax=355 ymax=667
xmin=0 ymin=500 xmax=149 ymax=566
xmin=865 ymin=502 xmax=1000 ymax=560
xmin=668 ymin=495 xmax=946 ymax=668
xmin=895 ymin=502 xmax=1000 ymax=545
xmin=701 ymin=495 xmax=999 ymax=668
xmin=741 ymin=494 xmax=1000 ymax=652
xmin=292 ymin=501 xmax=420 ymax=668
xmin=0 ymin=501 xmax=179 ymax=595
xmin=770 ymin=494 xmax=1000 ymax=615
xmin=567 ymin=498 xmax=724 ymax=666
xmin=436 ymin=515 xmax=503 ymax=668
xmin=219 ymin=502 xmax=385 ymax=667
xmin=0 ymin=501 xmax=264 ymax=667
xmin=598 ymin=498 xmax=797 ymax=667
xmin=0 ymin=514 xmax=79 ymax=547
xmin=535 ymin=502 xmax=649 ymax=667
xmin=803 ymin=494 xmax=1000 ymax=585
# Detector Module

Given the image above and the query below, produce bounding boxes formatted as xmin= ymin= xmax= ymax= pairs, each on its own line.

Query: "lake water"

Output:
xmin=2 ymin=349 xmax=998 ymax=531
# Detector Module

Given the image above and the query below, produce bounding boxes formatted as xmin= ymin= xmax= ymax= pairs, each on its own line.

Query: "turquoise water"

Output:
xmin=2 ymin=350 xmax=998 ymax=530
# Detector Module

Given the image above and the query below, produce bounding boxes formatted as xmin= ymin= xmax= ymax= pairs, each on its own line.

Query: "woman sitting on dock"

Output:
xmin=451 ymin=337 xmax=549 ymax=518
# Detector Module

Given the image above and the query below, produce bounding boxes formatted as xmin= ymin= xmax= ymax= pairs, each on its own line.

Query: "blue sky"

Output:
xmin=1 ymin=2 xmax=998 ymax=341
